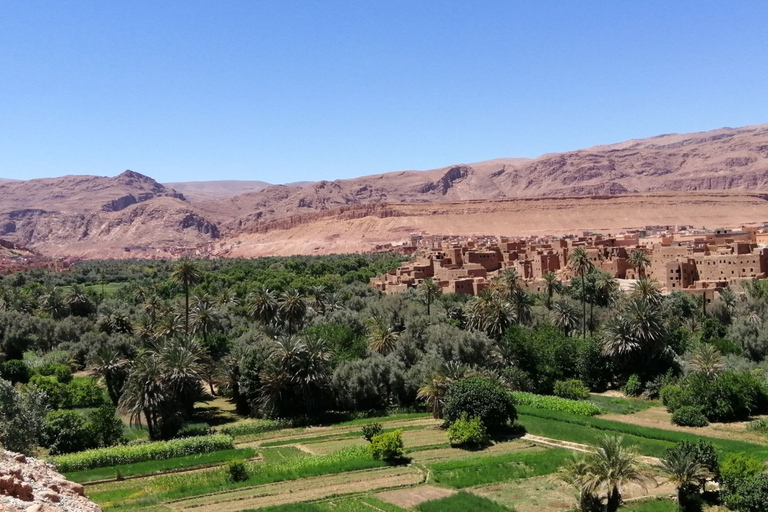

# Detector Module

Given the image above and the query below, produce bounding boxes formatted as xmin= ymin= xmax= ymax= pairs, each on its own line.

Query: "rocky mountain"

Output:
xmin=1 ymin=124 xmax=768 ymax=259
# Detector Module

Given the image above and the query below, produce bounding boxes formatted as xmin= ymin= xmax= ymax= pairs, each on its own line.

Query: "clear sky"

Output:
xmin=1 ymin=1 xmax=767 ymax=184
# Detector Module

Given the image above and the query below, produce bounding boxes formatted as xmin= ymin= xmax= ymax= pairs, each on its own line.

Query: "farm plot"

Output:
xmin=170 ymin=466 xmax=424 ymax=512
xmin=410 ymin=439 xmax=536 ymax=464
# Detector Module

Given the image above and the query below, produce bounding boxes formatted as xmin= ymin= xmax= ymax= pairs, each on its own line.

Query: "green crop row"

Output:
xmin=218 ymin=419 xmax=291 ymax=437
xmin=52 ymin=434 xmax=234 ymax=472
xmin=511 ymin=392 xmax=601 ymax=416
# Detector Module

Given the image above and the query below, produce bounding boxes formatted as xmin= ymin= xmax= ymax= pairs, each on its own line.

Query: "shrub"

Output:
xmin=369 ymin=430 xmax=405 ymax=461
xmin=226 ymin=459 xmax=249 ymax=482
xmin=38 ymin=363 xmax=73 ymax=384
xmin=672 ymin=406 xmax=709 ymax=427
xmin=723 ymin=474 xmax=768 ymax=512
xmin=42 ymin=410 xmax=95 ymax=455
xmin=52 ymin=434 xmax=234 ymax=472
xmin=444 ymin=378 xmax=516 ymax=432
xmin=511 ymin=392 xmax=601 ymax=416
xmin=624 ymin=374 xmax=643 ymax=397
xmin=665 ymin=440 xmax=720 ymax=482
xmin=0 ymin=360 xmax=31 ymax=384
xmin=553 ymin=379 xmax=590 ymax=400
xmin=361 ymin=422 xmax=383 ymax=442
xmin=66 ymin=379 xmax=106 ymax=408
xmin=177 ymin=423 xmax=212 ymax=438
xmin=87 ymin=405 xmax=124 ymax=448
xmin=447 ymin=414 xmax=489 ymax=447
xmin=660 ymin=384 xmax=686 ymax=412
xmin=28 ymin=374 xmax=68 ymax=409
xmin=721 ymin=452 xmax=764 ymax=486
xmin=746 ymin=418 xmax=768 ymax=433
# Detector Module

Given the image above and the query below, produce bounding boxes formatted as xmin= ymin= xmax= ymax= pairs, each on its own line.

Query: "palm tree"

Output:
xmin=88 ymin=345 xmax=129 ymax=405
xmin=171 ymin=258 xmax=201 ymax=335
xmin=190 ymin=295 xmax=221 ymax=346
xmin=543 ymin=272 xmax=560 ymax=309
xmin=248 ymin=287 xmax=279 ymax=326
xmin=628 ymin=250 xmax=651 ymax=279
xmin=466 ymin=289 xmax=515 ymax=339
xmin=417 ymin=277 xmax=441 ymax=315
xmin=307 ymin=285 xmax=327 ymax=314
xmin=583 ymin=435 xmax=653 ymax=512
xmin=689 ymin=344 xmax=724 ymax=378
xmin=556 ymin=453 xmax=601 ymax=512
xmin=602 ymin=314 xmax=639 ymax=360
xmin=511 ymin=288 xmax=534 ymax=326
xmin=118 ymin=354 xmax=165 ymax=439
xmin=552 ymin=298 xmax=580 ymax=337
xmin=661 ymin=446 xmax=713 ymax=512
xmin=624 ymin=297 xmax=665 ymax=351
xmin=632 ymin=277 xmax=662 ymax=304
xmin=39 ymin=286 xmax=66 ymax=319
xmin=157 ymin=336 xmax=205 ymax=416
xmin=569 ymin=247 xmax=593 ymax=338
xmin=366 ymin=315 xmax=400 ymax=354
xmin=278 ymin=288 xmax=307 ymax=334
xmin=417 ymin=373 xmax=449 ymax=418
xmin=496 ymin=268 xmax=521 ymax=298
xmin=65 ymin=284 xmax=94 ymax=317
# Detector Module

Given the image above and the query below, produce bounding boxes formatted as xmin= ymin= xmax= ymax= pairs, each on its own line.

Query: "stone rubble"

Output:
xmin=0 ymin=450 xmax=101 ymax=512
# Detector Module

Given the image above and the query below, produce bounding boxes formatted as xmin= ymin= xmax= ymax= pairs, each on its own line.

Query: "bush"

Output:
xmin=447 ymin=414 xmax=489 ymax=447
xmin=52 ymin=434 xmax=234 ymax=472
xmin=553 ymin=379 xmax=590 ymax=400
xmin=370 ymin=430 xmax=405 ymax=461
xmin=66 ymin=379 xmax=106 ymax=408
xmin=662 ymin=371 xmax=768 ymax=422
xmin=672 ymin=406 xmax=709 ymax=427
xmin=723 ymin=474 xmax=768 ymax=512
xmin=746 ymin=418 xmax=768 ymax=433
xmin=624 ymin=374 xmax=643 ymax=397
xmin=42 ymin=410 xmax=95 ymax=455
xmin=27 ymin=374 xmax=68 ymax=409
xmin=666 ymin=440 xmax=720 ymax=482
xmin=0 ymin=360 xmax=31 ymax=384
xmin=511 ymin=392 xmax=601 ymax=416
xmin=87 ymin=405 xmax=124 ymax=448
xmin=226 ymin=459 xmax=249 ymax=482
xmin=38 ymin=363 xmax=73 ymax=384
xmin=361 ymin=422 xmax=383 ymax=442
xmin=721 ymin=452 xmax=764 ymax=486
xmin=177 ymin=423 xmax=212 ymax=438
xmin=444 ymin=378 xmax=516 ymax=432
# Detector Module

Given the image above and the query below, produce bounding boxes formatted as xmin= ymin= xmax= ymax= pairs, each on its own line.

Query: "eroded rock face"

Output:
xmin=0 ymin=450 xmax=101 ymax=512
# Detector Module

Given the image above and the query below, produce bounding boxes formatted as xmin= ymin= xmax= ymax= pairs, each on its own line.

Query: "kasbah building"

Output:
xmin=370 ymin=225 xmax=768 ymax=305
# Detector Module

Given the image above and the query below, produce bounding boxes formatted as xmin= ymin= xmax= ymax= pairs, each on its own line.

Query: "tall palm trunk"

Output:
xmin=581 ymin=269 xmax=587 ymax=338
xmin=606 ymin=487 xmax=621 ymax=512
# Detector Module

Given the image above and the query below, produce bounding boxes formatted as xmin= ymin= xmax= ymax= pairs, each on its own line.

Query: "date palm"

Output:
xmin=569 ymin=247 xmax=593 ymax=338
xmin=511 ymin=288 xmax=534 ymax=326
xmin=543 ymin=272 xmax=560 ymax=309
xmin=118 ymin=354 xmax=165 ymax=439
xmin=582 ymin=435 xmax=653 ymax=512
xmin=278 ymin=288 xmax=307 ymax=334
xmin=190 ymin=294 xmax=221 ymax=346
xmin=366 ymin=315 xmax=400 ymax=354
xmin=628 ymin=249 xmax=651 ymax=279
xmin=88 ymin=345 xmax=129 ymax=405
xmin=248 ymin=287 xmax=279 ymax=326
xmin=552 ymin=298 xmax=580 ymax=337
xmin=496 ymin=268 xmax=521 ymax=298
xmin=39 ymin=286 xmax=66 ymax=319
xmin=171 ymin=258 xmax=201 ymax=335
xmin=417 ymin=277 xmax=441 ymax=315
xmin=689 ymin=343 xmax=724 ymax=378
xmin=466 ymin=289 xmax=515 ymax=339
xmin=661 ymin=446 xmax=713 ymax=512
xmin=157 ymin=336 xmax=205 ymax=417
xmin=556 ymin=453 xmax=601 ymax=512
xmin=308 ymin=285 xmax=328 ymax=314
xmin=631 ymin=277 xmax=662 ymax=304
xmin=417 ymin=373 xmax=450 ymax=418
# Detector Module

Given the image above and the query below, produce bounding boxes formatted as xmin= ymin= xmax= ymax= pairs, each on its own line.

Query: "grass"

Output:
xmin=88 ymin=446 xmax=384 ymax=510
xmin=334 ymin=412 xmax=431 ymax=426
xmin=621 ymin=499 xmax=677 ymax=511
xmin=589 ymin=394 xmax=658 ymax=415
xmin=417 ymin=492 xmax=514 ymax=511
xmin=64 ymin=448 xmax=256 ymax=483
xmin=517 ymin=406 xmax=768 ymax=459
xmin=260 ymin=446 xmax=308 ymax=464
xmin=259 ymin=424 xmax=425 ymax=447
xmin=428 ymin=447 xmax=572 ymax=488
xmin=255 ymin=496 xmax=408 ymax=512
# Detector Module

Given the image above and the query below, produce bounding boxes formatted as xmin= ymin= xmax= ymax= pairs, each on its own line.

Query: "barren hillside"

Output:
xmin=2 ymin=124 xmax=768 ymax=259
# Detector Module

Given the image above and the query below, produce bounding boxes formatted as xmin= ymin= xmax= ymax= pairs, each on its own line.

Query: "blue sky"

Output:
xmin=1 ymin=1 xmax=767 ymax=183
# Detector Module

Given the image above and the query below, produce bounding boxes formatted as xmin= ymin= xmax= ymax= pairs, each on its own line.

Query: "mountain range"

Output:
xmin=2 ymin=124 xmax=768 ymax=259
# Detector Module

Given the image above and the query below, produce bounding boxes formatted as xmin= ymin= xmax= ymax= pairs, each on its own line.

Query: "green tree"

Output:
xmin=171 ymin=258 xmax=201 ymax=335
xmin=417 ymin=277 xmax=441 ymax=315
xmin=628 ymin=249 xmax=651 ymax=279
xmin=568 ymin=247 xmax=593 ymax=338
xmin=661 ymin=445 xmax=713 ymax=512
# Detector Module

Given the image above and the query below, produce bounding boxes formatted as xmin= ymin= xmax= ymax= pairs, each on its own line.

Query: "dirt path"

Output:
xmin=168 ymin=466 xmax=424 ymax=512
xmin=521 ymin=434 xmax=662 ymax=466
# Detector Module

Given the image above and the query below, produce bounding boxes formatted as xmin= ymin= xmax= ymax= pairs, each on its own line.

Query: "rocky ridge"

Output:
xmin=0 ymin=450 xmax=100 ymax=512
xmin=1 ymin=124 xmax=768 ymax=258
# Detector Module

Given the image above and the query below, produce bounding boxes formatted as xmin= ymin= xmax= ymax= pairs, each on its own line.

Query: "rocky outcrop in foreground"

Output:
xmin=0 ymin=450 xmax=100 ymax=512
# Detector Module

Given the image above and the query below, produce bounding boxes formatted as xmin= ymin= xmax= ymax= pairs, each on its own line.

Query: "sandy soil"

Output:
xmin=376 ymin=484 xmax=456 ymax=508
